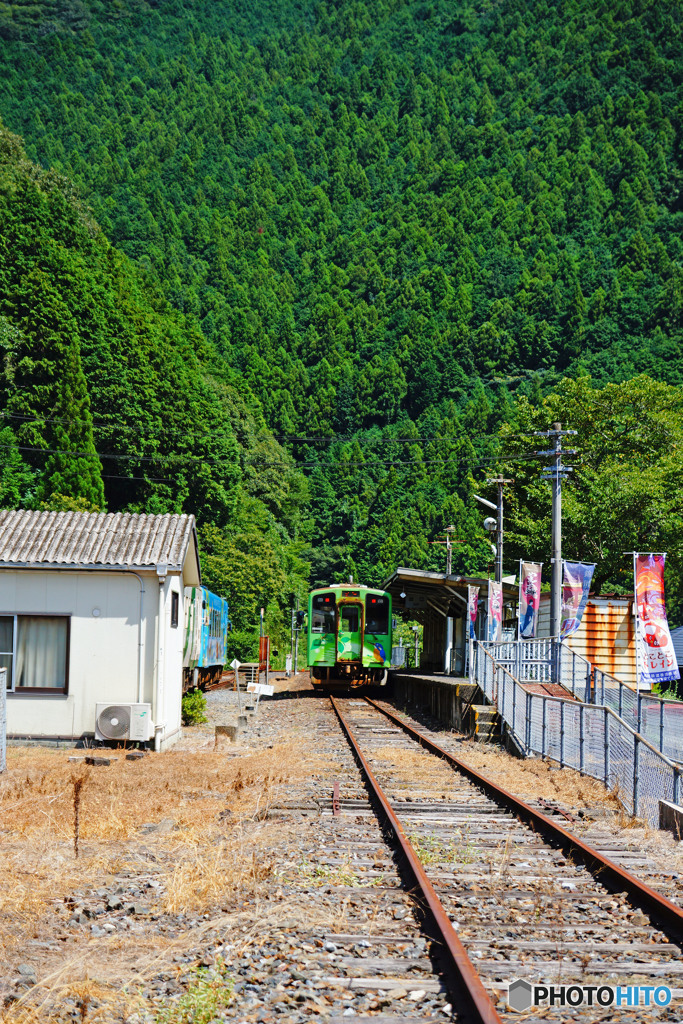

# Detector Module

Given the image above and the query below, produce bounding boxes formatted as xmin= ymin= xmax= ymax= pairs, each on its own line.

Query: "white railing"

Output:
xmin=470 ymin=641 xmax=682 ymax=827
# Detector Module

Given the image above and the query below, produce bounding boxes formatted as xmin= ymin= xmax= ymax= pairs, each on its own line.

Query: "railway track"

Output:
xmin=324 ymin=694 xmax=683 ymax=1022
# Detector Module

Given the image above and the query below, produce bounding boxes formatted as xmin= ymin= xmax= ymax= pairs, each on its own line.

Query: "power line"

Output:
xmin=1 ymin=411 xmax=524 ymax=446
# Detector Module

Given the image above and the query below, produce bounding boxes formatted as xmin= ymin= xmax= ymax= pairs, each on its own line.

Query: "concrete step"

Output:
xmin=470 ymin=703 xmax=501 ymax=743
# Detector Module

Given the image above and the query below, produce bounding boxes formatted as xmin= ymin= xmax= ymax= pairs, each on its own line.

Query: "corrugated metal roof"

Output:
xmin=0 ymin=510 xmax=197 ymax=570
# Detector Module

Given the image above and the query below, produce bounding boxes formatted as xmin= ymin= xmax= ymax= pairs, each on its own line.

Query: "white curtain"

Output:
xmin=15 ymin=617 xmax=67 ymax=689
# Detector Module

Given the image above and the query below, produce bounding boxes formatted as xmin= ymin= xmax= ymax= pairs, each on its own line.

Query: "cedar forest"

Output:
xmin=0 ymin=0 xmax=681 ymax=656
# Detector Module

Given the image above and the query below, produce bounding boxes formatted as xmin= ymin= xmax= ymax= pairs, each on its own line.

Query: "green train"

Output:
xmin=306 ymin=582 xmax=392 ymax=688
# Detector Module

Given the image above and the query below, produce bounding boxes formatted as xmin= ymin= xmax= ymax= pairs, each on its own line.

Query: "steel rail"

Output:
xmin=364 ymin=696 xmax=683 ymax=944
xmin=329 ymin=695 xmax=503 ymax=1024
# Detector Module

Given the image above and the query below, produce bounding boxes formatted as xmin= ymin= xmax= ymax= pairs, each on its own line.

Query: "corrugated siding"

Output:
xmin=670 ymin=626 xmax=683 ymax=673
xmin=0 ymin=510 xmax=195 ymax=570
xmin=538 ymin=594 xmax=637 ymax=686
xmin=569 ymin=600 xmax=636 ymax=687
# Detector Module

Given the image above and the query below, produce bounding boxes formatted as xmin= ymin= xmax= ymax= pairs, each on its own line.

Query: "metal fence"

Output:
xmin=482 ymin=638 xmax=593 ymax=701
xmin=593 ymin=666 xmax=683 ymax=764
xmin=0 ymin=667 xmax=6 ymax=772
xmin=391 ymin=646 xmax=421 ymax=670
xmin=482 ymin=639 xmax=683 ymax=762
xmin=470 ymin=642 xmax=682 ymax=826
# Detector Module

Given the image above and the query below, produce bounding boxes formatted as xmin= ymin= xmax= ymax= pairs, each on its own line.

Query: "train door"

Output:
xmin=338 ymin=602 xmax=362 ymax=662
xmin=309 ymin=592 xmax=336 ymax=667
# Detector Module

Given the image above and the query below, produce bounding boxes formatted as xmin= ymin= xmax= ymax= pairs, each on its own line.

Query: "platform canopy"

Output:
xmin=381 ymin=567 xmax=517 ymax=620
xmin=382 ymin=567 xmax=518 ymax=674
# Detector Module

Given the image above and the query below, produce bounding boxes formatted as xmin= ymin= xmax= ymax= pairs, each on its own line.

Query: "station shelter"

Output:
xmin=381 ymin=568 xmax=518 ymax=676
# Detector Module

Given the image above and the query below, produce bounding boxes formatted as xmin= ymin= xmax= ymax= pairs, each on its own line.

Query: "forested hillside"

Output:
xmin=0 ymin=117 xmax=310 ymax=651
xmin=0 ymin=0 xmax=681 ymax=622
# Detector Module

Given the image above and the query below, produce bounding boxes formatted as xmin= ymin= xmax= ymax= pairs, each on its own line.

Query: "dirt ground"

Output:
xmin=2 ymin=681 xmax=682 ymax=1023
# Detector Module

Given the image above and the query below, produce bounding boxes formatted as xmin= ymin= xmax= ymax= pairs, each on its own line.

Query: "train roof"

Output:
xmin=309 ymin=583 xmax=389 ymax=593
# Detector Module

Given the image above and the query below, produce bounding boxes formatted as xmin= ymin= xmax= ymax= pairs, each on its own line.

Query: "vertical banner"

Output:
xmin=487 ymin=581 xmax=503 ymax=642
xmin=518 ymin=561 xmax=543 ymax=639
xmin=560 ymin=561 xmax=596 ymax=641
xmin=634 ymin=553 xmax=680 ymax=687
xmin=467 ymin=585 xmax=479 ymax=639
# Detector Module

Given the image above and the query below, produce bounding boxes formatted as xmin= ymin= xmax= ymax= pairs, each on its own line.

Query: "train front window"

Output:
xmin=365 ymin=594 xmax=389 ymax=634
xmin=312 ymin=593 xmax=336 ymax=633
xmin=341 ymin=606 xmax=359 ymax=633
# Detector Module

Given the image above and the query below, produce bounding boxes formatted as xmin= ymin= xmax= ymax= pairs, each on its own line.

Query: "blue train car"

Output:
xmin=182 ymin=586 xmax=230 ymax=691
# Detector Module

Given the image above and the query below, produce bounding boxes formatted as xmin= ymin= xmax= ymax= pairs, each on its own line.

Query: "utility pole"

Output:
xmin=429 ymin=525 xmax=460 ymax=575
xmin=290 ymin=598 xmax=295 ymax=673
xmin=294 ymin=594 xmax=300 ymax=675
xmin=534 ymin=423 xmax=576 ymax=636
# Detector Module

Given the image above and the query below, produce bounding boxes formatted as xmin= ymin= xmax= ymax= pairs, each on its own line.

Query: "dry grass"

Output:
xmin=454 ymin=740 xmax=622 ymax=810
xmin=0 ymin=737 xmax=316 ymax=961
xmin=372 ymin=740 xmax=621 ymax=812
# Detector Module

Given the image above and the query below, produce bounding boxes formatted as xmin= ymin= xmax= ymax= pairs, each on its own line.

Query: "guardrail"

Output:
xmin=470 ymin=641 xmax=682 ymax=827
xmin=482 ymin=638 xmax=682 ymax=762
xmin=593 ymin=666 xmax=683 ymax=764
xmin=481 ymin=638 xmax=592 ymax=702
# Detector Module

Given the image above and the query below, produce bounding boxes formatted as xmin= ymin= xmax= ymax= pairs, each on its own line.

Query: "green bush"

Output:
xmin=181 ymin=688 xmax=208 ymax=726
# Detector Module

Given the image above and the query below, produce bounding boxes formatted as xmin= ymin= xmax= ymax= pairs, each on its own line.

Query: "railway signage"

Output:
xmin=247 ymin=682 xmax=274 ymax=696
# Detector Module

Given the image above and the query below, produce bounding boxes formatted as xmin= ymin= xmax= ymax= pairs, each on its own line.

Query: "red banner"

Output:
xmin=634 ymin=554 xmax=679 ymax=687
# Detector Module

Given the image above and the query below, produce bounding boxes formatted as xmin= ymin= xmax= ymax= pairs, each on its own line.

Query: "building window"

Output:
xmin=0 ymin=615 xmax=69 ymax=693
xmin=171 ymin=591 xmax=179 ymax=629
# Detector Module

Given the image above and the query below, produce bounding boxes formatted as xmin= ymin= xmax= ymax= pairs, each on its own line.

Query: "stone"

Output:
xmin=85 ymin=756 xmax=111 ymax=766
xmin=215 ymin=725 xmax=240 ymax=744
xmin=126 ymin=751 xmax=146 ymax=761
xmin=106 ymin=897 xmax=123 ymax=911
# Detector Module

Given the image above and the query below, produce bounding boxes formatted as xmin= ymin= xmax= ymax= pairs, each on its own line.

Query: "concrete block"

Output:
xmin=659 ymin=799 xmax=683 ymax=840
xmin=215 ymin=725 xmax=239 ymax=745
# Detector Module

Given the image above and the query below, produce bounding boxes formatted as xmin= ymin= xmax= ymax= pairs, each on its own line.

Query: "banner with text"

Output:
xmin=560 ymin=561 xmax=596 ymax=641
xmin=487 ymin=581 xmax=503 ymax=643
xmin=519 ymin=561 xmax=543 ymax=639
xmin=467 ymin=585 xmax=479 ymax=639
xmin=634 ymin=553 xmax=680 ymax=686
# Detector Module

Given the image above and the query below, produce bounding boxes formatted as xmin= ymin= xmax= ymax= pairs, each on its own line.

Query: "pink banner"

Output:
xmin=634 ymin=554 xmax=680 ymax=687
xmin=488 ymin=581 xmax=503 ymax=642
xmin=467 ymin=585 xmax=479 ymax=639
xmin=519 ymin=561 xmax=542 ymax=639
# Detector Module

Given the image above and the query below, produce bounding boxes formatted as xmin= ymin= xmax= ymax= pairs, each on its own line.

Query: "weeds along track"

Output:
xmin=326 ymin=695 xmax=683 ymax=1023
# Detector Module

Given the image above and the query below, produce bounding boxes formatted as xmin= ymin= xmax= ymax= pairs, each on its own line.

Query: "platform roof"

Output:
xmin=382 ymin=567 xmax=517 ymax=619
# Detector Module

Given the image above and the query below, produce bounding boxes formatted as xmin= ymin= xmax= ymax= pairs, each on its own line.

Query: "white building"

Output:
xmin=0 ymin=510 xmax=201 ymax=750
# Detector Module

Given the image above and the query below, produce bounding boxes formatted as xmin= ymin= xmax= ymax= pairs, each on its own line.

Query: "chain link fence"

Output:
xmin=483 ymin=639 xmax=682 ymax=761
xmin=470 ymin=641 xmax=682 ymax=826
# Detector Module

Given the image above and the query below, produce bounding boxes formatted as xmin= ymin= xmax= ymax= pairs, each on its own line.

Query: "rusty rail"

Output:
xmin=364 ymin=696 xmax=683 ymax=944
xmin=329 ymin=695 xmax=503 ymax=1024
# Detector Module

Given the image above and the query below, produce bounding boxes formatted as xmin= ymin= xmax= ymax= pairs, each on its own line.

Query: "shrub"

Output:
xmin=182 ymin=687 xmax=208 ymax=725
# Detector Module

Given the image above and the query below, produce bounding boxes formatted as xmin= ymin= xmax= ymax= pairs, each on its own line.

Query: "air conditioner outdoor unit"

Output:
xmin=95 ymin=703 xmax=153 ymax=743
